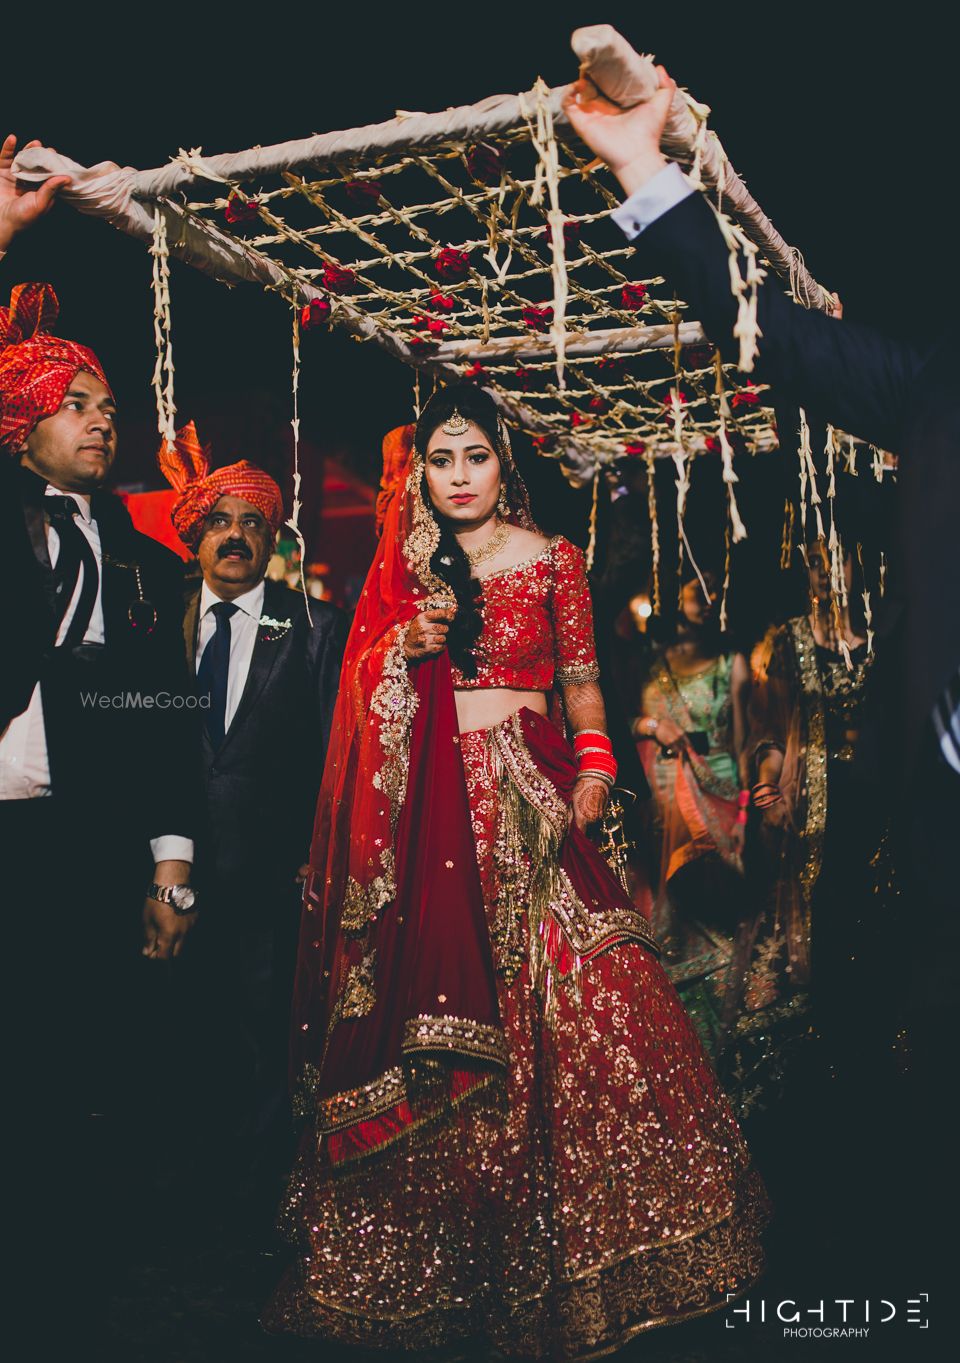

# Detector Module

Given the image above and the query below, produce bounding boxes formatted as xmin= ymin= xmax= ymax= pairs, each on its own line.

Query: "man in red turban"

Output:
xmin=158 ymin=420 xmax=285 ymax=553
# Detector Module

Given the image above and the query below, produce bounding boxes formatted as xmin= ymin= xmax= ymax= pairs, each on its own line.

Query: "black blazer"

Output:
xmin=628 ymin=191 xmax=960 ymax=774
xmin=1 ymin=461 xmax=198 ymax=848
xmin=184 ymin=577 xmax=347 ymax=907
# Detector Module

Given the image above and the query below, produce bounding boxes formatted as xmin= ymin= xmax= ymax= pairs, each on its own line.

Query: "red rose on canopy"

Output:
xmin=322 ymin=262 xmax=359 ymax=294
xmin=464 ymin=362 xmax=490 ymax=384
xmin=544 ymin=219 xmax=581 ymax=251
xmin=682 ymin=344 xmax=714 ymax=370
xmin=662 ymin=389 xmax=689 ymax=421
xmin=345 ymin=179 xmax=384 ymax=208
xmin=620 ymin=282 xmax=647 ymax=310
xmin=570 ymin=410 xmax=592 ymax=429
xmin=428 ymin=292 xmax=455 ymax=313
xmin=224 ymin=191 xmax=260 ymax=225
xmin=411 ymin=314 xmax=448 ymax=334
xmin=589 ymin=395 xmax=610 ymax=414
xmin=597 ymin=355 xmax=627 ymax=377
xmin=514 ymin=366 xmax=533 ymax=391
xmin=300 ymin=298 xmax=332 ymax=330
xmin=408 ymin=335 xmax=439 ymax=354
xmin=532 ymin=434 xmax=558 ymax=453
xmin=522 ymin=305 xmax=553 ymax=333
xmin=704 ymin=435 xmax=722 ymax=454
xmin=623 ymin=440 xmax=647 ymax=456
xmin=435 ymin=248 xmax=471 ymax=281
xmin=542 ymin=218 xmax=580 ymax=253
xmin=731 ymin=385 xmax=760 ymax=408
xmin=465 ymin=143 xmax=503 ymax=184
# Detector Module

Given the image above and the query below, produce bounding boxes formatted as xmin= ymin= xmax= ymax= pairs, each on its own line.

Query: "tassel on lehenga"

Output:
xmin=487 ymin=722 xmax=583 ymax=1023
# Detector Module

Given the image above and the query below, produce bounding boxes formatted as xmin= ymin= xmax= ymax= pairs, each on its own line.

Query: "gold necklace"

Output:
xmin=463 ymin=520 xmax=511 ymax=568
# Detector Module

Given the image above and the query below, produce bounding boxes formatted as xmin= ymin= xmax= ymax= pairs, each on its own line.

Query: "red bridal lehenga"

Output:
xmin=263 ymin=425 xmax=768 ymax=1359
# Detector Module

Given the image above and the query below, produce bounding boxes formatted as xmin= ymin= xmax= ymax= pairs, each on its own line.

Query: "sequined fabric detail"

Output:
xmin=451 ymin=536 xmax=601 ymax=692
xmin=402 ymin=1014 xmax=511 ymax=1066
xmin=265 ymin=715 xmax=767 ymax=1356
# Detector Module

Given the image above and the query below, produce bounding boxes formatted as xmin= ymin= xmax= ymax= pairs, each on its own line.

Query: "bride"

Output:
xmin=264 ymin=383 xmax=767 ymax=1359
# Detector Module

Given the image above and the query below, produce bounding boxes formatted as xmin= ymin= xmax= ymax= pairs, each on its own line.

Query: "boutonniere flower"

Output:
xmin=258 ymin=614 xmax=293 ymax=641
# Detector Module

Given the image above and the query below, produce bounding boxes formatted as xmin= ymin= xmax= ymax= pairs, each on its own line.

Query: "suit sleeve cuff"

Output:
xmin=610 ymin=163 xmax=696 ymax=240
xmin=150 ymin=835 xmax=194 ymax=865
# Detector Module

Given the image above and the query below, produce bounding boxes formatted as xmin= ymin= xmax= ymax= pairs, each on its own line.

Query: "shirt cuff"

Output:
xmin=150 ymin=835 xmax=195 ymax=865
xmin=610 ymin=162 xmax=695 ymax=241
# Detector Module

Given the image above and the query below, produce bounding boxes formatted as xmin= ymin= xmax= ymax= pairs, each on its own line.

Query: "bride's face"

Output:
xmin=423 ymin=419 xmax=502 ymax=527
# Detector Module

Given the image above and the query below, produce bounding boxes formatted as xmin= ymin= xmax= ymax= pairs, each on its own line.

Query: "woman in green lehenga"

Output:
xmin=632 ymin=572 xmax=751 ymax=1054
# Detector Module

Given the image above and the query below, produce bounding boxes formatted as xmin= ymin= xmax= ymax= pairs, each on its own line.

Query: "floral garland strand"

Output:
xmin=288 ymin=301 xmax=310 ymax=618
xmin=518 ymin=79 xmax=569 ymax=390
xmin=150 ymin=208 xmax=177 ymax=449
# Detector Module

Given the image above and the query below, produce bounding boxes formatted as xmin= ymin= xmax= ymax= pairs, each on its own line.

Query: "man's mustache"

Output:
xmin=218 ymin=540 xmax=253 ymax=559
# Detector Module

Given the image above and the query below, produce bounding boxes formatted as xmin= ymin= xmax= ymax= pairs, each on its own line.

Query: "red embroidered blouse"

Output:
xmin=450 ymin=535 xmax=601 ymax=691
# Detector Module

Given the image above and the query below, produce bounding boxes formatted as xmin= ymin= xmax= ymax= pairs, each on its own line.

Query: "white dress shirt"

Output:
xmin=195 ymin=578 xmax=265 ymax=734
xmin=0 ymin=484 xmax=193 ymax=864
xmin=610 ymin=162 xmax=695 ymax=242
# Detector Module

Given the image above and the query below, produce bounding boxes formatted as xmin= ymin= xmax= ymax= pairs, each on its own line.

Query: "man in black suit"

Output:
xmin=0 ymin=271 xmax=200 ymax=1330
xmin=160 ymin=427 xmax=347 ymax=1202
xmin=565 ymin=65 xmax=959 ymax=1291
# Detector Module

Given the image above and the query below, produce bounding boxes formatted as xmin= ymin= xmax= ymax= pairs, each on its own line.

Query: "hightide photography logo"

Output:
xmin=725 ymin=1294 xmax=930 ymax=1340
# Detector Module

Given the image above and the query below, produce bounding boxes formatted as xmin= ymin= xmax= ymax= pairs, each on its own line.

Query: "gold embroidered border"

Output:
xmin=493 ymin=711 xmax=568 ymax=842
xmin=317 ymin=1064 xmax=407 ymax=1135
xmin=551 ymin=867 xmax=660 ymax=961
xmin=341 ymin=848 xmax=396 ymax=934
xmin=401 ymin=1013 xmax=510 ymax=1067
xmin=369 ymin=623 xmax=419 ymax=825
xmin=556 ymin=661 xmax=601 ymax=685
xmin=401 ymin=452 xmax=444 ymax=592
xmin=339 ymin=951 xmax=377 ymax=1020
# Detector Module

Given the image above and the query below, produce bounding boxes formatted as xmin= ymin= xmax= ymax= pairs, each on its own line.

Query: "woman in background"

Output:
xmin=632 ymin=571 xmax=751 ymax=1055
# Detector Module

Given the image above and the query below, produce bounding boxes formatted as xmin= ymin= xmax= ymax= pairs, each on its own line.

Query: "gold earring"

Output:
xmin=497 ymin=485 xmax=509 ymax=517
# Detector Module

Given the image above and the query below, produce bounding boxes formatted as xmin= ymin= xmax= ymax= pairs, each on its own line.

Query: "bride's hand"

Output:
xmin=403 ymin=606 xmax=456 ymax=660
xmin=570 ymin=776 xmax=609 ymax=833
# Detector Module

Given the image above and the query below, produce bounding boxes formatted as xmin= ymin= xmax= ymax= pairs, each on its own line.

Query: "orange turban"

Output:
xmin=375 ymin=422 xmax=415 ymax=537
xmin=158 ymin=421 xmax=284 ymax=551
xmin=0 ymin=283 xmax=110 ymax=453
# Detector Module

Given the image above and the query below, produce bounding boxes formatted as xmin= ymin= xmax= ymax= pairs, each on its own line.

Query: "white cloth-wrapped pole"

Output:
xmin=429 ymin=320 xmax=705 ymax=362
xmin=571 ymin=25 xmax=832 ymax=312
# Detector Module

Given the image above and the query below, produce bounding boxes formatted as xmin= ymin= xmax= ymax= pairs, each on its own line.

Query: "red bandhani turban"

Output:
xmin=0 ymin=282 xmax=111 ymax=453
xmin=375 ymin=422 xmax=415 ymax=537
xmin=157 ymin=420 xmax=285 ymax=551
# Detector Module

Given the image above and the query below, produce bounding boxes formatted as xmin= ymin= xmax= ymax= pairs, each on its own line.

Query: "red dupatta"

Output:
xmin=289 ymin=427 xmax=507 ymax=1170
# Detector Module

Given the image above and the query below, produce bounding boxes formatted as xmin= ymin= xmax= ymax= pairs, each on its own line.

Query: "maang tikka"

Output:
xmin=441 ymin=408 xmax=470 ymax=437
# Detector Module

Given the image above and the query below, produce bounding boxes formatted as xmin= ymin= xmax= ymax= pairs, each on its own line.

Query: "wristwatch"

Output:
xmin=148 ymin=882 xmax=199 ymax=915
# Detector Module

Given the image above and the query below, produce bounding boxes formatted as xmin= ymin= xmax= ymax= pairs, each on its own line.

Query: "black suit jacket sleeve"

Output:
xmin=307 ymin=599 xmax=348 ymax=775
xmin=130 ymin=538 xmax=202 ymax=846
xmin=631 ymin=191 xmax=925 ymax=454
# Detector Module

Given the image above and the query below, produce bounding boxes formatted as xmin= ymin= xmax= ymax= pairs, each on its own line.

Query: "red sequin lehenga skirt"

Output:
xmin=264 ymin=708 xmax=767 ymax=1359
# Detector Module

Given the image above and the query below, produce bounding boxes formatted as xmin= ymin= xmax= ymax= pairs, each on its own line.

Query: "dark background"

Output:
xmin=3 ymin=3 xmax=952 ymax=634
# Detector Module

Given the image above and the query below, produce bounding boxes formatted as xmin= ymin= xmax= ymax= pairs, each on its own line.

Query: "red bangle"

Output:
xmin=737 ymin=789 xmax=750 ymax=809
xmin=574 ymin=730 xmax=612 ymax=753
xmin=736 ymin=809 xmax=748 ymax=825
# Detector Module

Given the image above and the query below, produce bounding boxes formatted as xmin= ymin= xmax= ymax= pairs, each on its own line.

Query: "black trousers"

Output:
xmin=2 ymin=796 xmax=163 ymax=1342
